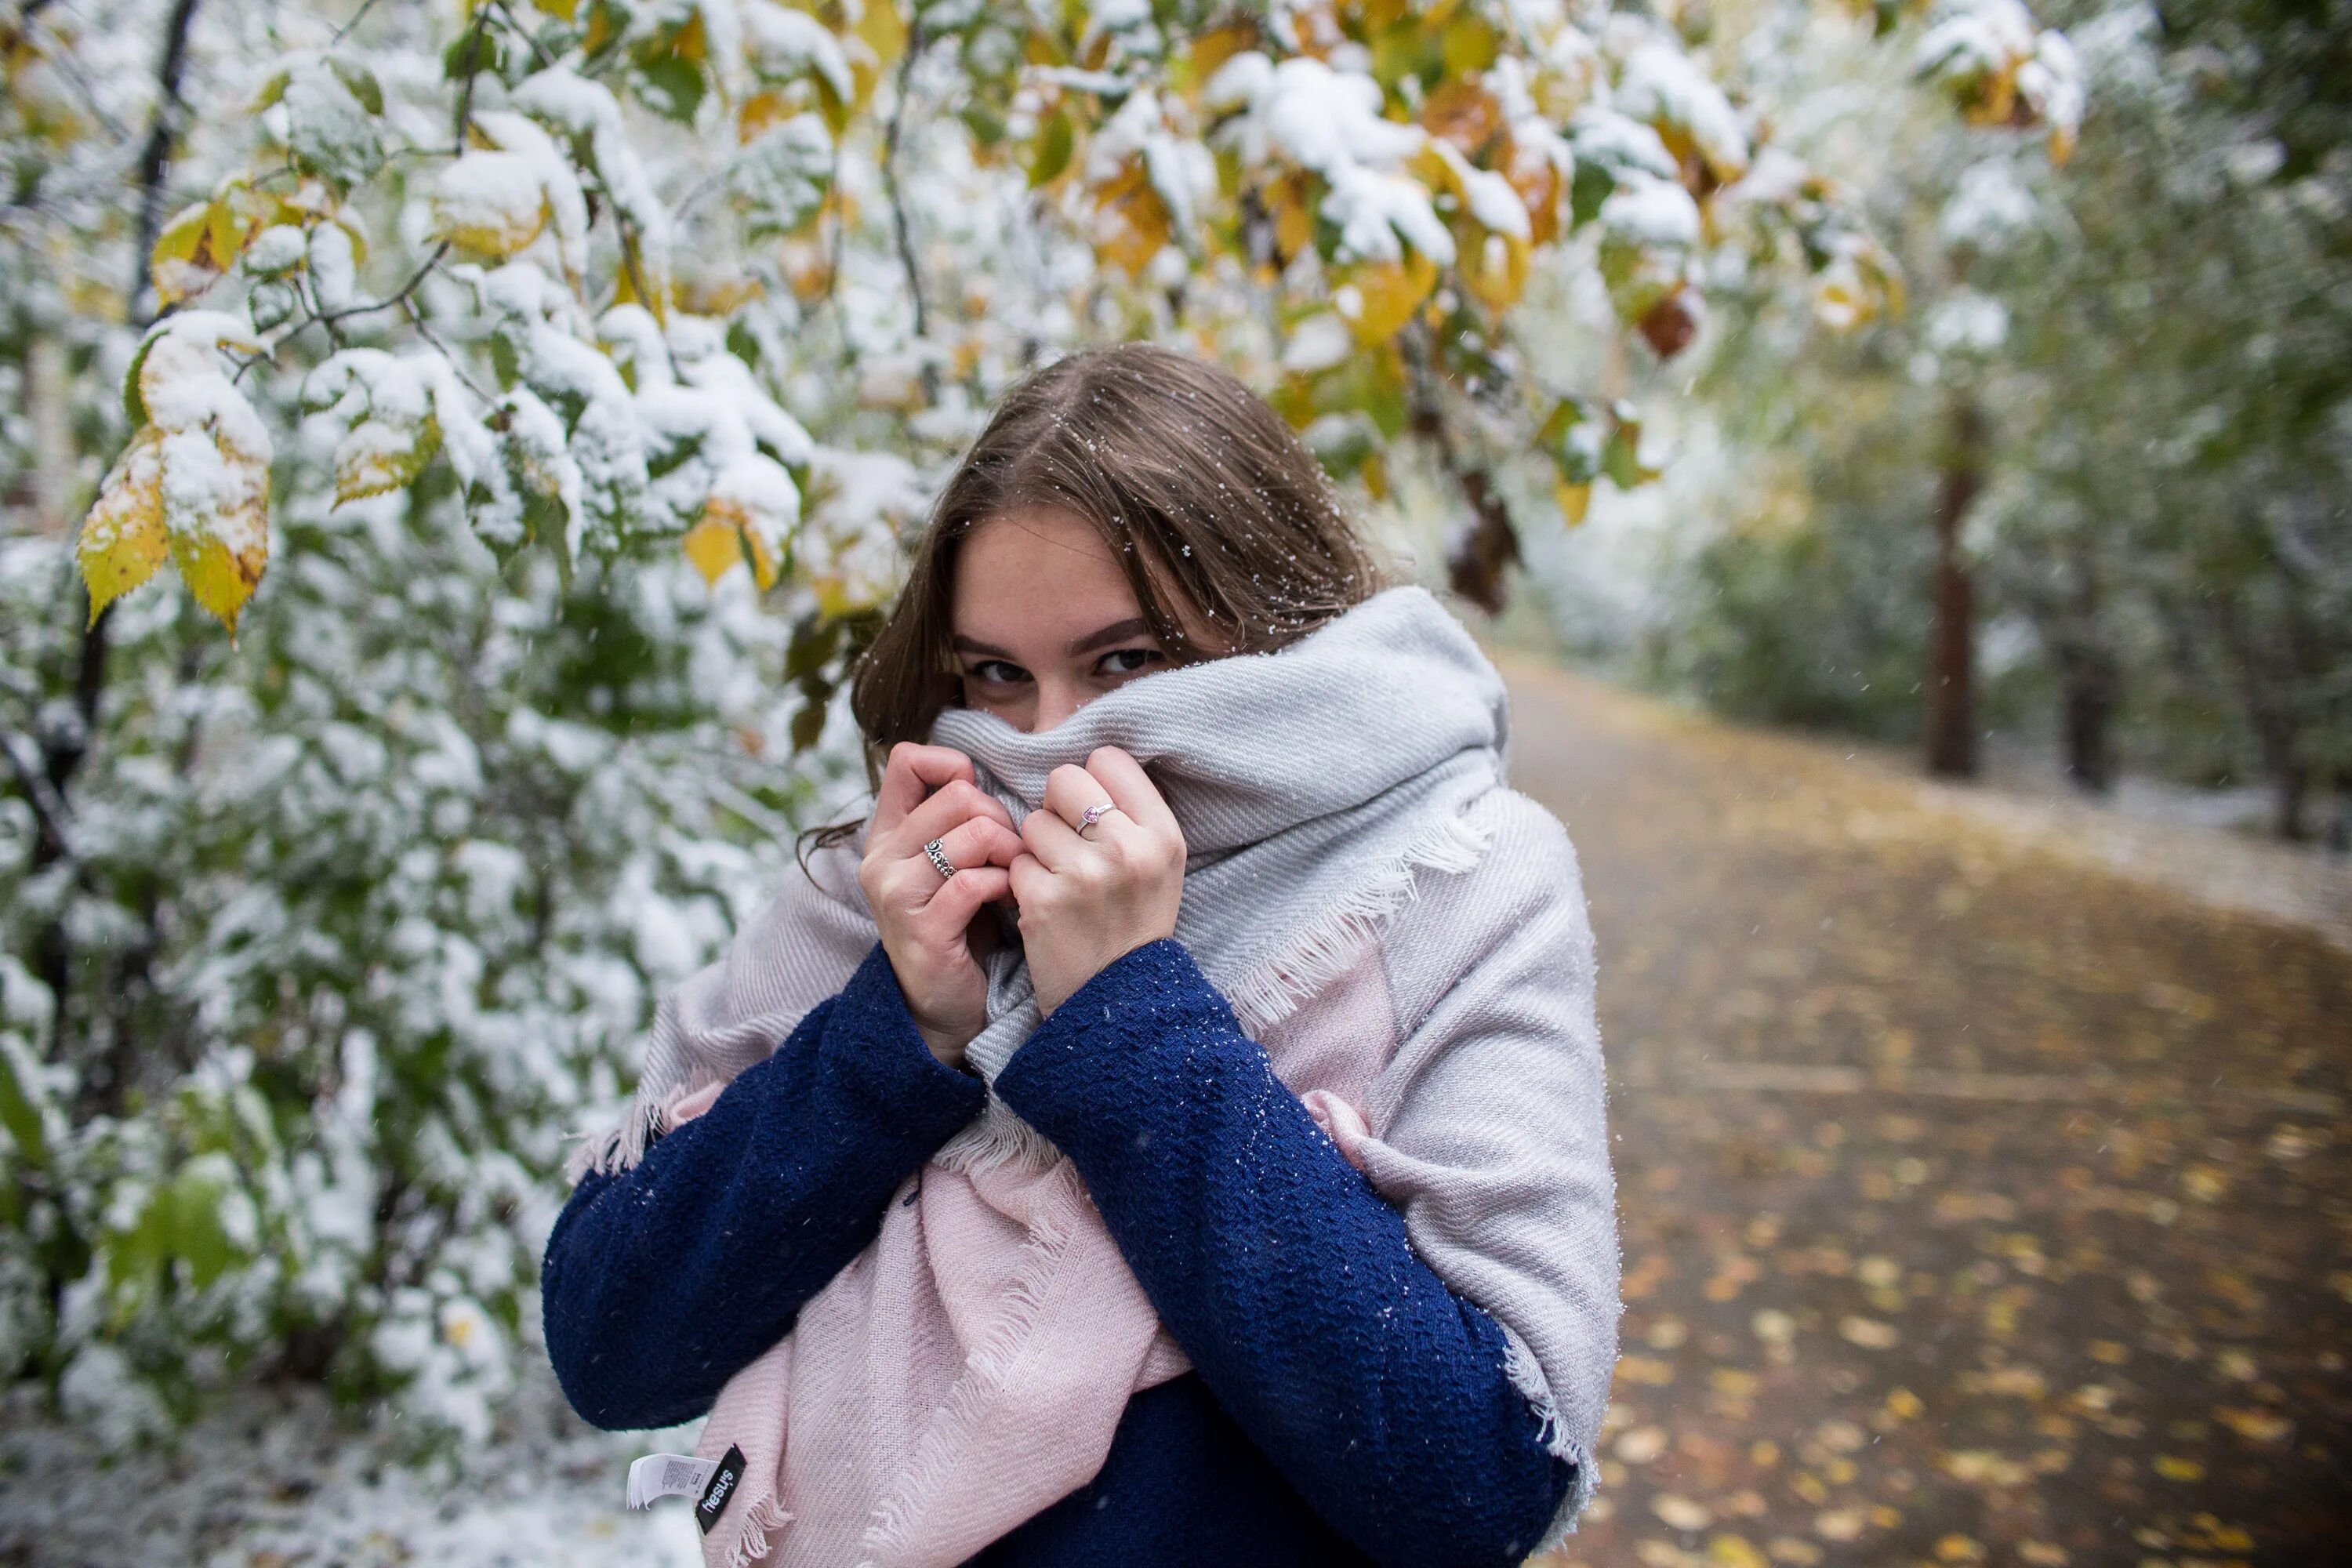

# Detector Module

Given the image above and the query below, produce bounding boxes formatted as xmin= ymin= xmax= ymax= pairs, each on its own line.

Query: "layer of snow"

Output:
xmin=0 ymin=1374 xmax=704 ymax=1568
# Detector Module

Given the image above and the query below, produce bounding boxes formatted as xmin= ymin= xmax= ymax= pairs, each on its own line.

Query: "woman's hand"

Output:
xmin=858 ymin=743 xmax=1024 ymax=1069
xmin=1009 ymin=747 xmax=1187 ymax=1017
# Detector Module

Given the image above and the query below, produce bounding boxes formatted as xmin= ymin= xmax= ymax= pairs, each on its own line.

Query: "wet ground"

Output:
xmin=1501 ymin=663 xmax=2352 ymax=1568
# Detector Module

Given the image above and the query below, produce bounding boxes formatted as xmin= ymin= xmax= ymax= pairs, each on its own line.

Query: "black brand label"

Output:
xmin=695 ymin=1444 xmax=747 ymax=1534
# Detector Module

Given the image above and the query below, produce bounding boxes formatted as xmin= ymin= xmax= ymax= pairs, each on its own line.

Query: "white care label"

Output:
xmin=626 ymin=1451 xmax=720 ymax=1510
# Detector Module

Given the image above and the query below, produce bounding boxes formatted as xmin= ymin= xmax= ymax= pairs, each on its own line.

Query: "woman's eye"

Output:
xmin=968 ymin=659 xmax=1029 ymax=686
xmin=1096 ymin=648 xmax=1164 ymax=678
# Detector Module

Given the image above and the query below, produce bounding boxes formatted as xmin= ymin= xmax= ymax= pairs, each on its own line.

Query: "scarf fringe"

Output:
xmin=855 ymin=1196 xmax=1079 ymax=1564
xmin=1497 ymin=1319 xmax=1596 ymax=1554
xmin=1221 ymin=808 xmax=1494 ymax=1037
xmin=562 ymin=1070 xmax=717 ymax=1184
xmin=932 ymin=1098 xmax=1062 ymax=1178
xmin=717 ymin=1492 xmax=796 ymax=1568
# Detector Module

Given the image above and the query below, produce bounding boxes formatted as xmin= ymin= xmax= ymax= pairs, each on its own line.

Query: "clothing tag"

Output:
xmin=695 ymin=1444 xmax=750 ymax=1534
xmin=624 ymin=1451 xmax=719 ymax=1511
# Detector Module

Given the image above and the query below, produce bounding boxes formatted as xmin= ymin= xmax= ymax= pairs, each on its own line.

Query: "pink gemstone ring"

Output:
xmin=1078 ymin=801 xmax=1123 ymax=837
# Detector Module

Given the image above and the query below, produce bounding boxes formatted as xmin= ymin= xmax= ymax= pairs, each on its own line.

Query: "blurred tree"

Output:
xmin=1617 ymin=0 xmax=2347 ymax=832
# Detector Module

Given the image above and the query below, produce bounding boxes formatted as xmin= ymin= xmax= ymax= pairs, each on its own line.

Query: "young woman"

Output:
xmin=541 ymin=344 xmax=1620 ymax=1568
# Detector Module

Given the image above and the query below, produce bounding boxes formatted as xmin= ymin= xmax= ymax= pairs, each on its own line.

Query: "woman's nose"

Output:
xmin=1031 ymin=678 xmax=1089 ymax=732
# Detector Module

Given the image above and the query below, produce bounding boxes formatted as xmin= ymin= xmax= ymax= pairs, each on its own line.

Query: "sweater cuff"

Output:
xmin=823 ymin=942 xmax=989 ymax=1142
xmin=993 ymin=938 xmax=1236 ymax=1133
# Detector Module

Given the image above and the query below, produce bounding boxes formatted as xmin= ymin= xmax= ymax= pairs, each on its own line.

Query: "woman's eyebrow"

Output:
xmin=951 ymin=635 xmax=1018 ymax=659
xmin=1067 ymin=618 xmax=1152 ymax=656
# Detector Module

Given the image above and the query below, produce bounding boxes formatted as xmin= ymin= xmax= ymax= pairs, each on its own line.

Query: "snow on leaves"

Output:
xmin=78 ymin=313 xmax=273 ymax=631
xmin=72 ymin=0 xmax=2086 ymax=639
xmin=302 ymin=351 xmax=450 ymax=506
xmin=1915 ymin=0 xmax=2085 ymax=163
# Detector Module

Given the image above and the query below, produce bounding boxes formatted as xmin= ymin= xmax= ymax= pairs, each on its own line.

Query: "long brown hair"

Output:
xmin=848 ymin=342 xmax=1387 ymax=752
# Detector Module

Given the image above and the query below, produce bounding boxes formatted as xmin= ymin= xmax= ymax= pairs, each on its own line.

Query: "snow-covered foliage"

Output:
xmin=1 ymin=0 xmax=2082 ymax=1447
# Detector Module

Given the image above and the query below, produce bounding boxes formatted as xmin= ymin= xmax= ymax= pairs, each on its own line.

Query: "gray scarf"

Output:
xmin=924 ymin=585 xmax=1507 ymax=1171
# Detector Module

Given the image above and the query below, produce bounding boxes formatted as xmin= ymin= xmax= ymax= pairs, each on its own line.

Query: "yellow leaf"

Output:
xmin=1464 ymin=230 xmax=1530 ymax=312
xmin=1707 ymin=1534 xmax=1769 ymax=1568
xmin=2152 ymin=1454 xmax=2205 ymax=1483
xmin=171 ymin=523 xmax=265 ymax=633
xmin=739 ymin=90 xmax=791 ymax=141
xmin=742 ymin=524 xmax=781 ymax=592
xmin=851 ymin=0 xmax=906 ymax=104
xmin=1269 ymin=173 xmax=1313 ymax=265
xmin=1091 ymin=158 xmax=1171 ymax=278
xmin=151 ymin=202 xmax=224 ymax=306
xmin=682 ymin=514 xmax=748 ymax=587
xmin=1555 ymin=480 xmax=1592 ymax=525
xmin=1334 ymin=254 xmax=1437 ymax=345
xmin=334 ymin=413 xmax=441 ymax=506
xmin=76 ymin=430 xmax=169 ymax=623
xmin=531 ymin=0 xmax=580 ymax=17
xmin=432 ymin=152 xmax=551 ymax=261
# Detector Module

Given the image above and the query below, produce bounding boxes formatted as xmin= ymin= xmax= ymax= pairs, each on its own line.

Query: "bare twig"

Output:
xmin=401 ymin=296 xmax=496 ymax=405
xmin=314 ymin=241 xmax=452 ymax=327
xmin=0 ymin=727 xmax=75 ymax=864
xmin=451 ymin=7 xmax=490 ymax=153
xmin=127 ymin=0 xmax=204 ymax=323
xmin=329 ymin=0 xmax=384 ymax=45
xmin=880 ymin=23 xmax=930 ymax=341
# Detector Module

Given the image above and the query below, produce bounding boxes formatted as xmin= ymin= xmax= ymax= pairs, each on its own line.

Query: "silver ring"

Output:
xmin=1078 ymin=801 xmax=1123 ymax=837
xmin=923 ymin=838 xmax=957 ymax=879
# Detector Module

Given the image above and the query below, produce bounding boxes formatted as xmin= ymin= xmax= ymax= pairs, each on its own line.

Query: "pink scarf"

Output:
xmin=658 ymin=960 xmax=1391 ymax=1568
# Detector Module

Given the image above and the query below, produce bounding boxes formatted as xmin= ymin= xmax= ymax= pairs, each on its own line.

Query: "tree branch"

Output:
xmin=880 ymin=24 xmax=930 ymax=342
xmin=0 ymin=727 xmax=74 ymax=865
xmin=128 ymin=0 xmax=204 ymax=324
xmin=314 ymin=241 xmax=452 ymax=327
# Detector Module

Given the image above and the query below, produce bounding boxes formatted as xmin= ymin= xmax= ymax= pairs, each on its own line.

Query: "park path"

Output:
xmin=1497 ymin=661 xmax=2352 ymax=1568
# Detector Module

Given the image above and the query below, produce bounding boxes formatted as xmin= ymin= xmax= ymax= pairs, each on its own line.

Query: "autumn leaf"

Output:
xmin=681 ymin=513 xmax=749 ymax=587
xmin=76 ymin=429 xmax=169 ymax=623
xmin=1333 ymin=254 xmax=1438 ymax=345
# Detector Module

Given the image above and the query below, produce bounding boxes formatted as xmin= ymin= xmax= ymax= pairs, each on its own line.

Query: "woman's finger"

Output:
xmin=887 ymin=776 xmax=1014 ymax=858
xmin=1084 ymin=746 xmax=1181 ymax=839
xmin=871 ymin=743 xmax=978 ymax=838
xmin=1007 ymin=851 xmax=1051 ymax=907
xmin=917 ymin=865 xmax=1013 ymax=938
xmin=931 ymin=816 xmax=1024 ymax=878
xmin=870 ymin=815 xmax=1019 ymax=910
xmin=1018 ymin=800 xmax=1089 ymax=873
xmin=1042 ymin=763 xmax=1116 ymax=834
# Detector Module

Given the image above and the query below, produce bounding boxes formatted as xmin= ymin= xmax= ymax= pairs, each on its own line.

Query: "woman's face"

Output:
xmin=949 ymin=506 xmax=1189 ymax=732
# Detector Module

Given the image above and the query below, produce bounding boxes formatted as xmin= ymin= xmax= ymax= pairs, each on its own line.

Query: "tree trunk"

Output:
xmin=1926 ymin=396 xmax=1984 ymax=778
xmin=2060 ymin=658 xmax=2115 ymax=793
xmin=27 ymin=0 xmax=202 ymax=1050
xmin=1444 ymin=466 xmax=1522 ymax=615
xmin=2056 ymin=566 xmax=2116 ymax=793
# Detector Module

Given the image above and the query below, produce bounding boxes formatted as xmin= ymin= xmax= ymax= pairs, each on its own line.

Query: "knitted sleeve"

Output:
xmin=990 ymin=939 xmax=1573 ymax=1568
xmin=1359 ymin=786 xmax=1621 ymax=1551
xmin=540 ymin=944 xmax=986 ymax=1431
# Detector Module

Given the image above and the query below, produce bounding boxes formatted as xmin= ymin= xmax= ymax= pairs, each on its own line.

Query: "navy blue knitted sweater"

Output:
xmin=541 ymin=939 xmax=1574 ymax=1566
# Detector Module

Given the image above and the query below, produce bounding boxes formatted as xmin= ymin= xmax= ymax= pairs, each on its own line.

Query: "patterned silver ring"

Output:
xmin=1078 ymin=801 xmax=1123 ymax=837
xmin=923 ymin=838 xmax=958 ymax=879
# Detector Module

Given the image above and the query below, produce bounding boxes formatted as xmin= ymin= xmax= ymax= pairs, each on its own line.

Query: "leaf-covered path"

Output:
xmin=1501 ymin=663 xmax=2352 ymax=1568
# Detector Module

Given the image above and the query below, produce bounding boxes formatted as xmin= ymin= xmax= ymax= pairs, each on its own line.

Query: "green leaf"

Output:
xmin=328 ymin=57 xmax=384 ymax=116
xmin=1029 ymin=105 xmax=1075 ymax=187
xmin=0 ymin=1033 xmax=53 ymax=1168
xmin=443 ymin=24 xmax=510 ymax=82
xmin=168 ymin=1160 xmax=239 ymax=1291
xmin=1570 ymin=162 xmax=1615 ymax=229
xmin=633 ymin=54 xmax=707 ymax=124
